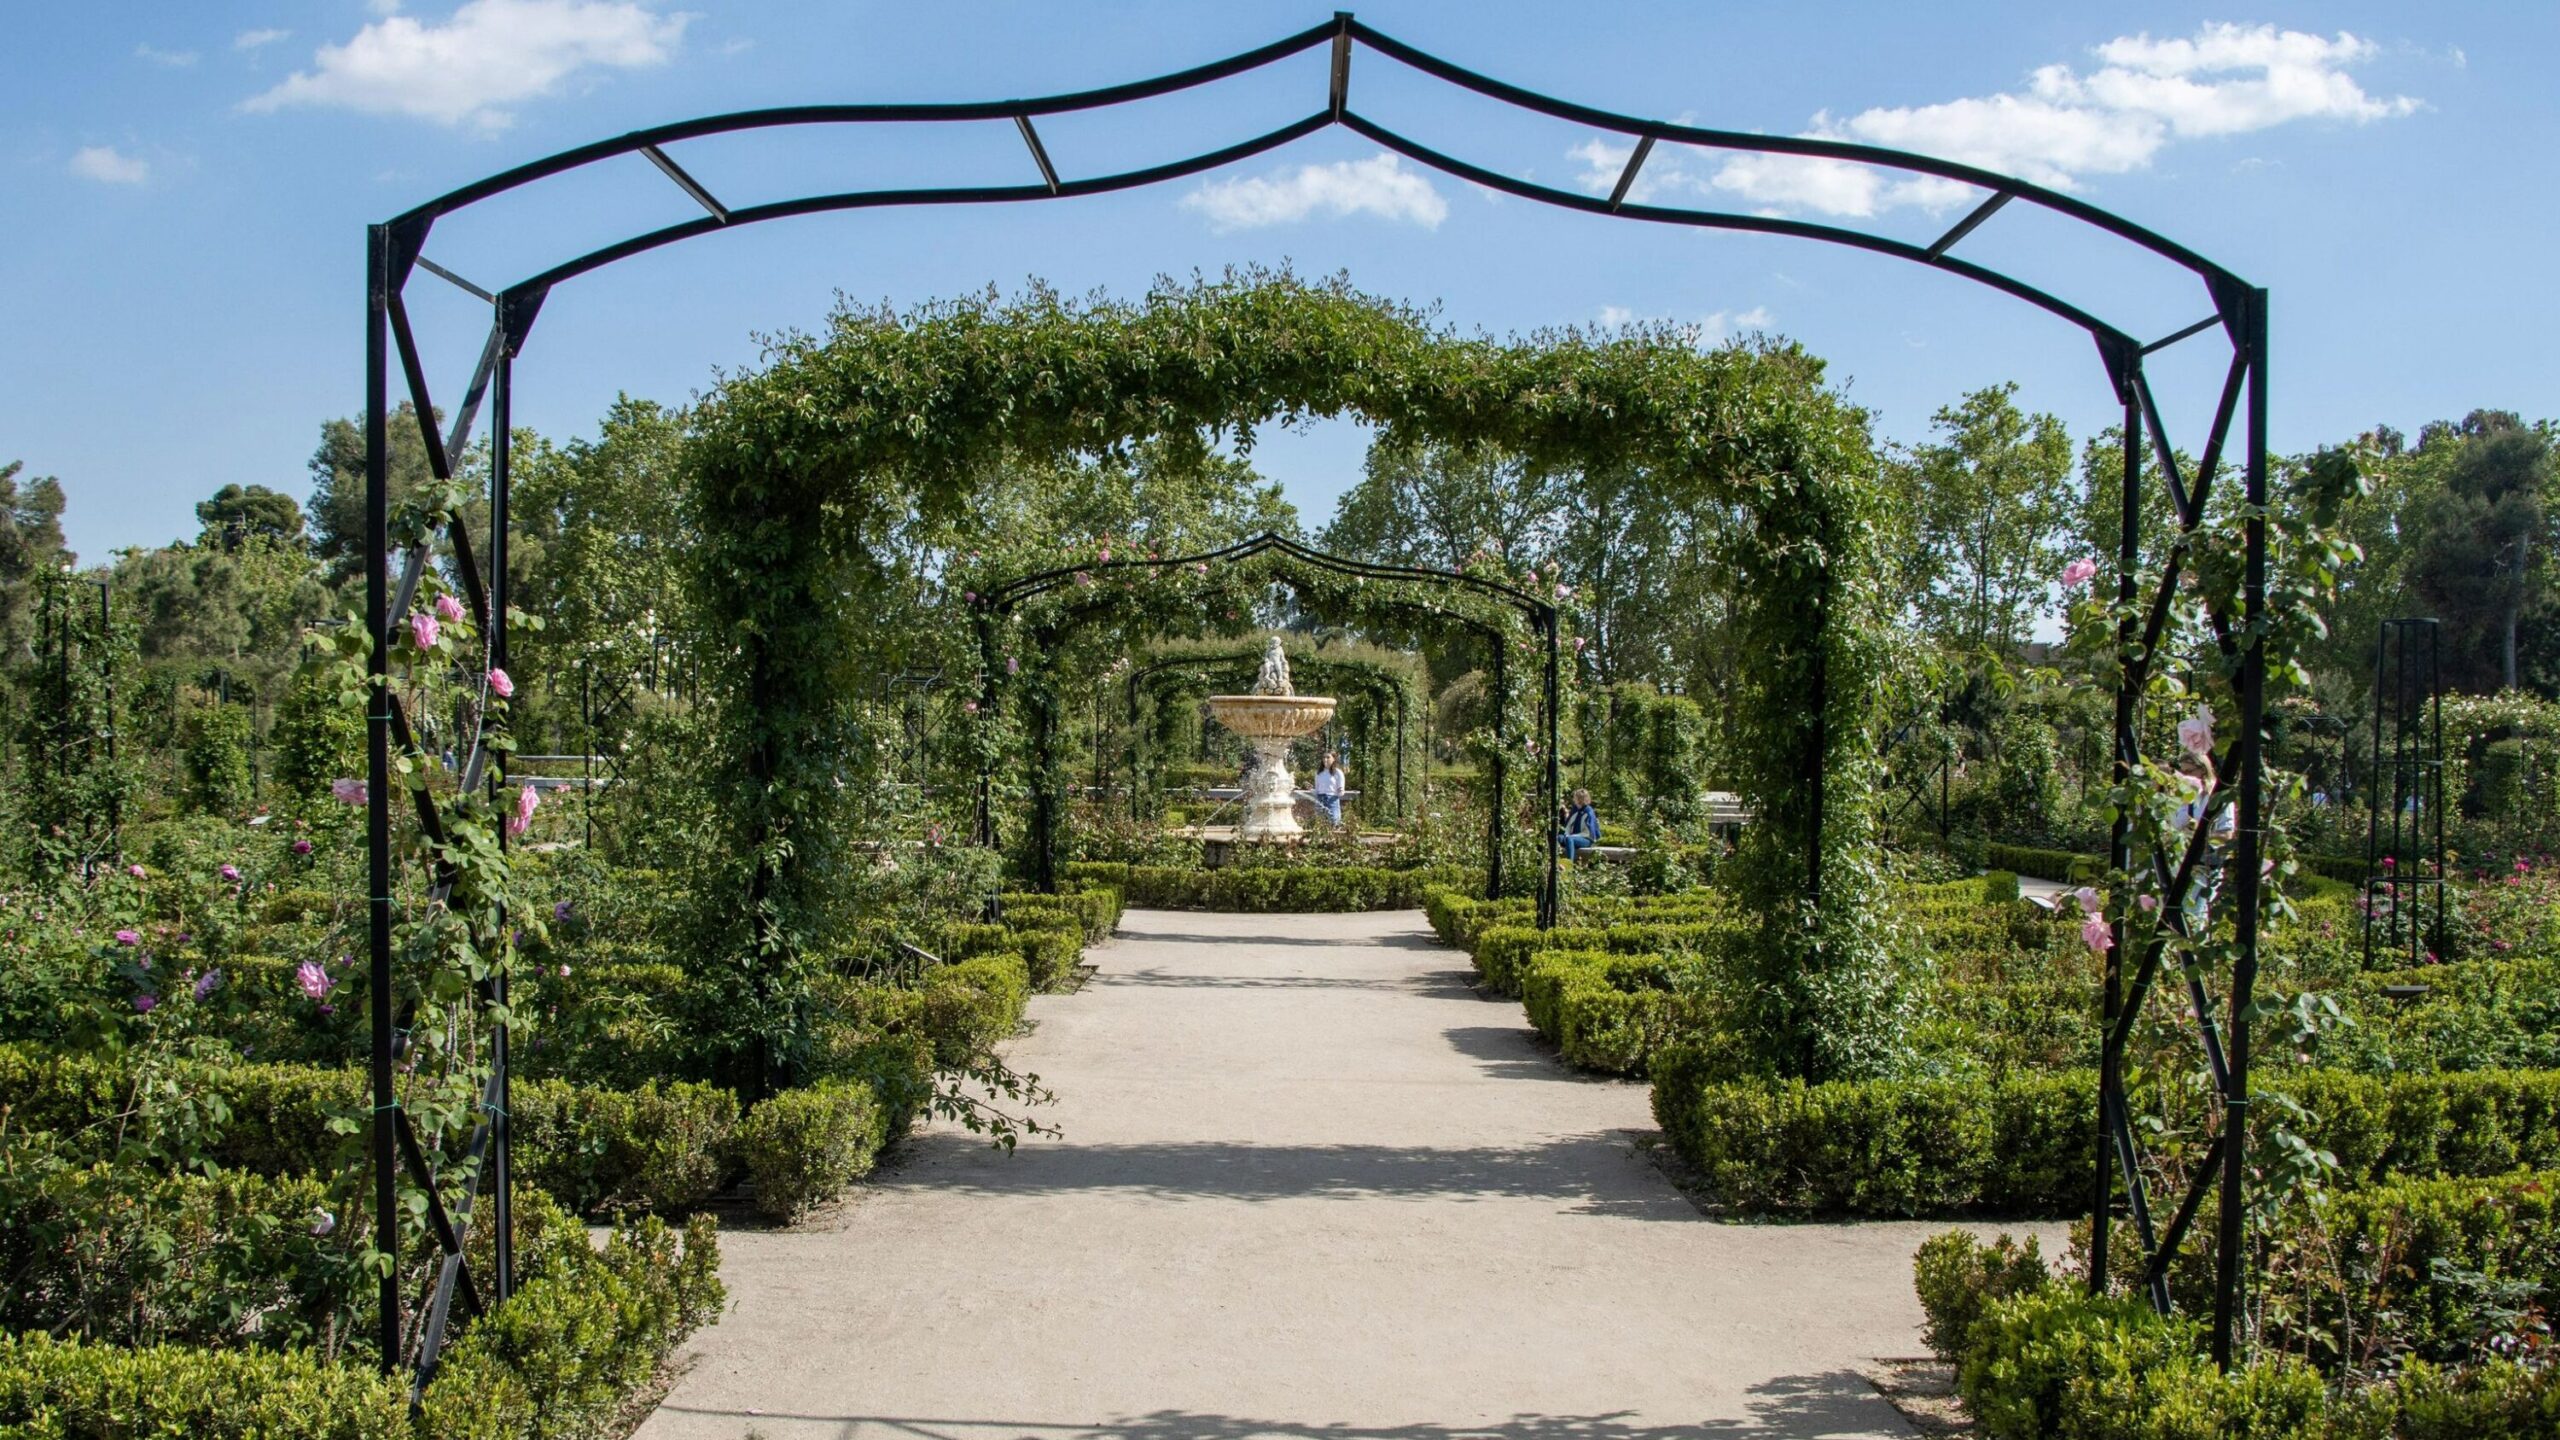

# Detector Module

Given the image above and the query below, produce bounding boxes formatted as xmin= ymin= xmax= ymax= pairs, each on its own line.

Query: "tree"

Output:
xmin=2407 ymin=411 xmax=2554 ymax=692
xmin=195 ymin=483 xmax=307 ymax=552
xmin=1320 ymin=438 xmax=1563 ymax=572
xmin=1890 ymin=384 xmax=2074 ymax=657
xmin=0 ymin=459 xmax=69 ymax=664
xmin=305 ymin=404 xmax=446 ymax=583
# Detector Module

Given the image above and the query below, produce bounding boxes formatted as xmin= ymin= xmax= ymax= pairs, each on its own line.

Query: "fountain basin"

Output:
xmin=1204 ymin=693 xmax=1336 ymax=739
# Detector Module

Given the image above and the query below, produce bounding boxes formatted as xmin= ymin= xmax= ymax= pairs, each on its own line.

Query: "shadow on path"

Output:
xmin=889 ymin=1132 xmax=1690 ymax=1217
xmin=652 ymin=1368 xmax=1889 ymax=1437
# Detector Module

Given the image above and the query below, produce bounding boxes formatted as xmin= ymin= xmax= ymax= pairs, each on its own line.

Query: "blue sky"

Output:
xmin=7 ymin=2 xmax=2548 ymax=562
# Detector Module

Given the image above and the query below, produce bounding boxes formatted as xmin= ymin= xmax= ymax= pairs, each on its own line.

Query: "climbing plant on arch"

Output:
xmin=963 ymin=528 xmax=1571 ymax=911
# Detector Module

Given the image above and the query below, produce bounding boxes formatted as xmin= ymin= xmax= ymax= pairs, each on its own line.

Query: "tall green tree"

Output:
xmin=305 ymin=403 xmax=445 ymax=584
xmin=0 ymin=459 xmax=69 ymax=664
xmin=1889 ymin=383 xmax=2074 ymax=657
xmin=1320 ymin=438 xmax=1563 ymax=572
xmin=195 ymin=483 xmax=307 ymax=552
xmin=2407 ymin=410 xmax=2554 ymax=692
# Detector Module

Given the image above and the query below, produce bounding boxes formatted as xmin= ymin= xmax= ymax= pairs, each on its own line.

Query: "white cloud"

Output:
xmin=235 ymin=28 xmax=291 ymax=51
xmin=136 ymin=44 xmax=199 ymax=67
xmin=1596 ymin=305 xmax=1636 ymax=327
xmin=244 ymin=0 xmax=688 ymax=132
xmin=1181 ymin=153 xmax=1447 ymax=232
xmin=70 ymin=145 xmax=150 ymax=185
xmin=1571 ymin=21 xmax=2416 ymax=218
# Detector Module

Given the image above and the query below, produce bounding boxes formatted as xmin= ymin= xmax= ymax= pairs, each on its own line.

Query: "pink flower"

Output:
xmin=559 ymin=964 xmax=571 ymax=978
xmin=1073 ymin=571 xmax=1093 ymax=587
xmin=2138 ymin=894 xmax=2159 ymax=913
xmin=2073 ymin=886 xmax=2102 ymax=916
xmin=127 ymin=864 xmax=147 ymax=879
xmin=219 ymin=864 xmax=241 ymax=883
xmin=964 ymin=700 xmax=980 ymax=714
xmin=435 ymin=593 xmax=465 ymax=623
xmin=1098 ymin=547 xmax=1112 ymax=563
xmin=332 ymin=778 xmax=367 ymax=808
xmin=487 ymin=667 xmax=515 ymax=699
xmin=1006 ymin=656 xmax=1019 ymax=675
xmin=296 ymin=960 xmax=335 ymax=1001
xmin=1572 ymin=636 xmax=1587 ymax=652
xmin=2081 ymin=914 xmax=2115 ymax=952
xmin=292 ymin=839 xmax=313 ymax=856
xmin=115 ymin=928 xmax=140 ymax=945
xmin=506 ymin=783 xmax=539 ymax=838
xmin=964 ymin=591 xmax=978 ymax=603
xmin=1194 ymin=563 xmax=1209 ymax=577
xmin=133 ymin=993 xmax=157 ymax=1014
xmin=2177 ymin=706 xmax=2214 ymax=758
xmin=1555 ymin=583 xmax=1573 ymax=600
xmin=2061 ymin=557 xmax=2100 ymax=589
xmin=310 ymin=1211 xmax=336 ymax=1237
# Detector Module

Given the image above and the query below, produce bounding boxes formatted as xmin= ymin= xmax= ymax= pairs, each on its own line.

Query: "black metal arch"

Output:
xmin=362 ymin=8 xmax=2271 ymax=1393
xmin=969 ymin=532 xmax=1560 ymax=919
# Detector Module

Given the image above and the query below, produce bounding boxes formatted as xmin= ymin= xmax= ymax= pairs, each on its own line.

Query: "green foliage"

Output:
xmin=268 ymin=665 xmax=365 ymax=814
xmin=1065 ymin=860 xmax=1471 ymax=912
xmin=180 ymin=701 xmax=253 ymax=815
xmin=1913 ymin=1230 xmax=2050 ymax=1362
xmin=733 ymin=1081 xmax=890 ymax=1222
xmin=0 ymin=1332 xmax=410 ymax=1439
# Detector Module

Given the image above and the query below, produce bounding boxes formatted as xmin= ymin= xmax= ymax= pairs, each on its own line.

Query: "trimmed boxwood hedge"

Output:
xmin=733 ymin=1080 xmax=891 ymax=1221
xmin=1062 ymin=862 xmax=1471 ymax=913
xmin=1518 ymin=949 xmax=1700 ymax=1075
xmin=941 ymin=921 xmax=1084 ymax=991
xmin=996 ymin=887 xmax=1121 ymax=944
xmin=1982 ymin=842 xmax=2104 ymax=884
xmin=1656 ymin=1062 xmax=2560 ymax=1216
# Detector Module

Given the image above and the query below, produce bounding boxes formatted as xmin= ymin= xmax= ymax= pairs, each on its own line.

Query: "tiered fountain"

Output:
xmin=1205 ymin=637 xmax=1336 ymax=841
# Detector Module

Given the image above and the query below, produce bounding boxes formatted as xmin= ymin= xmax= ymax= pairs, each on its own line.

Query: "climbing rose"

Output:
xmin=2061 ymin=557 xmax=2100 ymax=588
xmin=487 ymin=667 xmax=514 ymax=699
xmin=127 ymin=864 xmax=146 ymax=879
xmin=332 ymin=777 xmax=367 ymax=807
xmin=310 ymin=1210 xmax=336 ymax=1237
xmin=964 ymin=700 xmax=979 ymax=714
xmin=115 ymin=929 xmax=140 ymax=946
xmin=292 ymin=839 xmax=313 ymax=855
xmin=1098 ymin=547 xmax=1112 ymax=563
xmin=409 ymin=611 xmax=440 ymax=650
xmin=2073 ymin=886 xmax=2102 ymax=916
xmin=1006 ymin=656 xmax=1019 ymax=675
xmin=219 ymin=865 xmax=241 ymax=883
xmin=2138 ymin=894 xmax=2159 ymax=912
xmin=507 ymin=783 xmax=539 ymax=837
xmin=296 ymin=960 xmax=334 ymax=1001
xmin=435 ymin=593 xmax=465 ymax=623
xmin=1572 ymin=636 xmax=1586 ymax=652
xmin=2081 ymin=914 xmax=2115 ymax=952
xmin=2177 ymin=706 xmax=2215 ymax=758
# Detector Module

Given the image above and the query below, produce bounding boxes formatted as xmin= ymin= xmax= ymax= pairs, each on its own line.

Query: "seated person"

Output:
xmin=1556 ymin=788 xmax=1601 ymax=860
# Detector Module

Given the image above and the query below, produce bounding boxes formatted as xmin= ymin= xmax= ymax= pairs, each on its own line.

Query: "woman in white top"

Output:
xmin=1311 ymin=751 xmax=1346 ymax=827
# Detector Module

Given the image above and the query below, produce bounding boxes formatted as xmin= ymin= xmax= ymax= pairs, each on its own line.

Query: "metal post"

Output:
xmin=1487 ymin=642 xmax=1507 ymax=901
xmin=2213 ymin=289 xmax=2268 ymax=1369
xmin=1540 ymin=611 xmax=1561 ymax=929
xmin=364 ymin=223 xmax=401 ymax=1373
xmin=488 ymin=346 xmax=514 ymax=1302
xmin=97 ymin=580 xmax=118 ymax=856
xmin=2093 ymin=380 xmax=2140 ymax=1295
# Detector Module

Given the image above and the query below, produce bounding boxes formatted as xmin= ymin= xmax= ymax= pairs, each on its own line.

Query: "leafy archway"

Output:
xmin=685 ymin=275 xmax=1890 ymax=1073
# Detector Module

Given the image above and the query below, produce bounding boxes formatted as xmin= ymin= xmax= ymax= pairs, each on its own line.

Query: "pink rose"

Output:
xmin=2061 ymin=557 xmax=2099 ymax=589
xmin=487 ymin=668 xmax=514 ymax=699
xmin=435 ymin=593 xmax=465 ymax=623
xmin=506 ymin=783 xmax=539 ymax=838
xmin=331 ymin=777 xmax=367 ymax=808
xmin=296 ymin=960 xmax=335 ymax=1001
xmin=2138 ymin=894 xmax=2159 ymax=913
xmin=2177 ymin=707 xmax=2214 ymax=758
xmin=128 ymin=864 xmax=147 ymax=878
xmin=2073 ymin=886 xmax=2102 ymax=916
xmin=409 ymin=611 xmax=440 ymax=651
xmin=2081 ymin=914 xmax=2115 ymax=952
xmin=115 ymin=929 xmax=140 ymax=945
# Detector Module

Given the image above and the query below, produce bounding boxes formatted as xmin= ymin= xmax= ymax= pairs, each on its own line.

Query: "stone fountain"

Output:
xmin=1205 ymin=637 xmax=1337 ymax=840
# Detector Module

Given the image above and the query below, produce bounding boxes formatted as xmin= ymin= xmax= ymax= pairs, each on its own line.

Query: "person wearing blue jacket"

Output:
xmin=1557 ymin=788 xmax=1600 ymax=860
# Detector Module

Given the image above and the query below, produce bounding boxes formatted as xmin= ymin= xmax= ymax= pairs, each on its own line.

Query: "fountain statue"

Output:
xmin=1205 ymin=637 xmax=1337 ymax=840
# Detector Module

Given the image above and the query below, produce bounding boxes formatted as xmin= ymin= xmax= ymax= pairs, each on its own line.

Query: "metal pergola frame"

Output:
xmin=972 ymin=531 xmax=1554 ymax=911
xmin=360 ymin=10 xmax=2271 ymax=1388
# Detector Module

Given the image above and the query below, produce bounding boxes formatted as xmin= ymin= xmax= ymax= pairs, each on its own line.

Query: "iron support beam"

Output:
xmin=1607 ymin=134 xmax=1655 ymax=211
xmin=1015 ymin=115 xmax=1062 ymax=194
xmin=364 ymin=224 xmax=400 ymax=1374
xmin=642 ymin=142 xmax=731 ymax=222
xmin=1924 ymin=187 xmax=2011 ymax=260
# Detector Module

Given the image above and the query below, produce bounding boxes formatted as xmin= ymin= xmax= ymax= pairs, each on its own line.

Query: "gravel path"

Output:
xmin=637 ymin=907 xmax=1994 ymax=1439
